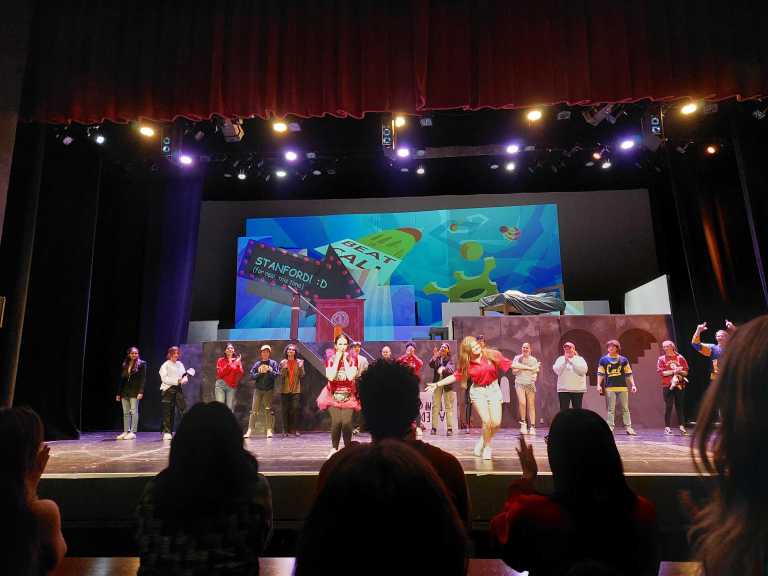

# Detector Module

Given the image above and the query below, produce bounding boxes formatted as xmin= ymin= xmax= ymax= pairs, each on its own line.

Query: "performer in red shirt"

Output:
xmin=656 ymin=340 xmax=689 ymax=436
xmin=398 ymin=342 xmax=425 ymax=437
xmin=427 ymin=336 xmax=511 ymax=460
xmin=215 ymin=343 xmax=244 ymax=412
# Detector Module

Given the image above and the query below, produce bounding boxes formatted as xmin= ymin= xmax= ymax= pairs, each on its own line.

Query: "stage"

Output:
xmin=44 ymin=428 xmax=700 ymax=476
xmin=40 ymin=428 xmax=710 ymax=558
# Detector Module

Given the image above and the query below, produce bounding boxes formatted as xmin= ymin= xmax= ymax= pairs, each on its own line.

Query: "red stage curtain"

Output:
xmin=22 ymin=0 xmax=768 ymax=123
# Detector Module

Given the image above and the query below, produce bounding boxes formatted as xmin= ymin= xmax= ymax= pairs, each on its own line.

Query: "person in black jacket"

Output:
xmin=245 ymin=344 xmax=280 ymax=438
xmin=116 ymin=347 xmax=146 ymax=440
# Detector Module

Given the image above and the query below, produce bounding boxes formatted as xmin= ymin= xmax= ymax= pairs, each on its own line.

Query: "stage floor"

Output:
xmin=44 ymin=428 xmax=700 ymax=477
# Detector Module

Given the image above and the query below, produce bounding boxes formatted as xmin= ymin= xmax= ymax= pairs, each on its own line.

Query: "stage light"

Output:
xmin=400 ymin=167 xmax=409 ymax=173
xmin=416 ymin=166 xmax=425 ymax=175
xmin=284 ymin=150 xmax=298 ymax=162
xmin=526 ymin=109 xmax=543 ymax=122
xmin=681 ymin=102 xmax=698 ymax=115
xmin=312 ymin=169 xmax=322 ymax=176
xmin=94 ymin=134 xmax=106 ymax=145
xmin=505 ymin=162 xmax=516 ymax=172
xmin=272 ymin=121 xmax=288 ymax=133
xmin=139 ymin=125 xmax=155 ymax=137
xmin=275 ymin=169 xmax=287 ymax=178
xmin=394 ymin=115 xmax=407 ymax=128
xmin=396 ymin=147 xmax=410 ymax=158
xmin=619 ymin=139 xmax=635 ymax=150
xmin=592 ymin=151 xmax=602 ymax=160
xmin=61 ymin=135 xmax=74 ymax=146
xmin=706 ymin=144 xmax=718 ymax=155
xmin=179 ymin=154 xmax=193 ymax=166
xmin=489 ymin=164 xmax=499 ymax=170
xmin=237 ymin=170 xmax=247 ymax=180
xmin=601 ymin=160 xmax=612 ymax=169
xmin=506 ymin=144 xmax=520 ymax=154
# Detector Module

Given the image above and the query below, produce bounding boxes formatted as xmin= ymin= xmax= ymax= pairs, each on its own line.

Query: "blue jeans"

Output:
xmin=214 ymin=379 xmax=236 ymax=410
xmin=121 ymin=397 xmax=139 ymax=433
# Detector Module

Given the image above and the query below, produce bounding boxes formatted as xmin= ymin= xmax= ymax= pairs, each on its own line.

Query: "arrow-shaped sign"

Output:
xmin=237 ymin=240 xmax=363 ymax=312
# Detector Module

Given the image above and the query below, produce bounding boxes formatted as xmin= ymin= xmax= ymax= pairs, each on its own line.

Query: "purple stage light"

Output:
xmin=179 ymin=154 xmax=193 ymax=166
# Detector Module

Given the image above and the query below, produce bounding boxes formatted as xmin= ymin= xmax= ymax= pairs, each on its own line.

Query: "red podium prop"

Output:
xmin=315 ymin=298 xmax=365 ymax=342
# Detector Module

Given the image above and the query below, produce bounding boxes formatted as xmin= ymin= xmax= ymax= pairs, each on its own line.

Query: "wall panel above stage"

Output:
xmin=453 ymin=315 xmax=674 ymax=428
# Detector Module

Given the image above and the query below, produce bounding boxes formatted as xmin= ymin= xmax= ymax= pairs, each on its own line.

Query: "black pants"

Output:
xmin=281 ymin=393 xmax=301 ymax=434
xmin=558 ymin=392 xmax=584 ymax=411
xmin=663 ymin=387 xmax=685 ymax=427
xmin=161 ymin=386 xmax=187 ymax=433
xmin=464 ymin=386 xmax=472 ymax=427
xmin=328 ymin=406 xmax=354 ymax=449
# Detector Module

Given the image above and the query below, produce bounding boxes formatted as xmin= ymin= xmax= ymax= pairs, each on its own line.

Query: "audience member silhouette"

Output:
xmin=136 ymin=402 xmax=272 ymax=575
xmin=0 ymin=406 xmax=67 ymax=575
xmin=490 ymin=409 xmax=658 ymax=576
xmin=690 ymin=314 xmax=768 ymax=576
xmin=296 ymin=440 xmax=468 ymax=576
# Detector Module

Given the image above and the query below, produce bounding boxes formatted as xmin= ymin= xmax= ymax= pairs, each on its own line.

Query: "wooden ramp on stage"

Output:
xmin=41 ymin=430 xmax=709 ymax=559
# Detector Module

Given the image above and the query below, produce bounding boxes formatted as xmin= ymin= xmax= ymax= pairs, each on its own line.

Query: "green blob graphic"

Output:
xmin=459 ymin=241 xmax=484 ymax=261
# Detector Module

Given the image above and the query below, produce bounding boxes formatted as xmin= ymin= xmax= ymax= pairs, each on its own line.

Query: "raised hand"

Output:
xmin=516 ymin=436 xmax=538 ymax=481
xmin=697 ymin=322 xmax=708 ymax=332
xmin=425 ymin=382 xmax=437 ymax=393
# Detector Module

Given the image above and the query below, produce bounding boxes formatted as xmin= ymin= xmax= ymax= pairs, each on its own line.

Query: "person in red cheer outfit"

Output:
xmin=427 ymin=336 xmax=511 ymax=460
xmin=215 ymin=343 xmax=244 ymax=412
xmin=656 ymin=340 xmax=689 ymax=436
xmin=316 ymin=334 xmax=359 ymax=458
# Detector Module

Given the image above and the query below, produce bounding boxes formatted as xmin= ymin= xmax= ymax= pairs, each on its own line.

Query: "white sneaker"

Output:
xmin=679 ymin=425 xmax=689 ymax=436
xmin=125 ymin=432 xmax=136 ymax=440
xmin=626 ymin=427 xmax=637 ymax=436
xmin=266 ymin=429 xmax=273 ymax=438
xmin=664 ymin=427 xmax=673 ymax=435
xmin=243 ymin=429 xmax=252 ymax=438
xmin=519 ymin=421 xmax=528 ymax=435
xmin=116 ymin=432 xmax=127 ymax=440
xmin=482 ymin=446 xmax=493 ymax=460
xmin=162 ymin=433 xmax=173 ymax=441
xmin=327 ymin=447 xmax=338 ymax=458
xmin=528 ymin=426 xmax=536 ymax=436
xmin=473 ymin=438 xmax=484 ymax=457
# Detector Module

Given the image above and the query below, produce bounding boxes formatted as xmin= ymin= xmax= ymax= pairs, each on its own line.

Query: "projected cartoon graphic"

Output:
xmin=236 ymin=204 xmax=562 ymax=332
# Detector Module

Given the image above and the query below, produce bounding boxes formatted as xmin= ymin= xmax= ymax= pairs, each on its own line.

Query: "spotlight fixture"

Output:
xmin=400 ymin=168 xmax=409 ymax=173
xmin=237 ymin=170 xmax=247 ymax=180
xmin=61 ymin=135 xmax=74 ymax=146
xmin=506 ymin=144 xmax=520 ymax=154
xmin=272 ymin=121 xmax=288 ymax=133
xmin=419 ymin=117 xmax=433 ymax=127
xmin=601 ymin=160 xmax=612 ymax=169
xmin=396 ymin=147 xmax=410 ymax=158
xmin=312 ymin=170 xmax=322 ymax=176
xmin=416 ymin=166 xmax=426 ymax=175
xmin=94 ymin=134 xmax=106 ymax=145
xmin=526 ymin=109 xmax=543 ymax=122
xmin=285 ymin=150 xmax=298 ymax=162
xmin=275 ymin=169 xmax=287 ymax=178
xmin=179 ymin=154 xmax=193 ymax=166
xmin=394 ymin=115 xmax=407 ymax=128
xmin=489 ymin=164 xmax=499 ymax=170
xmin=505 ymin=162 xmax=516 ymax=172
xmin=556 ymin=111 xmax=572 ymax=121
xmin=619 ymin=139 xmax=635 ymax=150
xmin=592 ymin=150 xmax=603 ymax=160
xmin=681 ymin=102 xmax=698 ymax=115
xmin=705 ymin=144 xmax=718 ymax=155
xmin=138 ymin=125 xmax=156 ymax=137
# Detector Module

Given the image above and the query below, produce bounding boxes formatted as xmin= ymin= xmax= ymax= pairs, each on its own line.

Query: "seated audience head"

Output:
xmin=0 ymin=406 xmax=46 ymax=575
xmin=358 ymin=359 xmax=420 ymax=440
xmin=546 ymin=408 xmax=635 ymax=510
xmin=380 ymin=344 xmax=392 ymax=360
xmin=154 ymin=402 xmax=259 ymax=521
xmin=295 ymin=440 xmax=467 ymax=576
xmin=692 ymin=314 xmax=768 ymax=576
